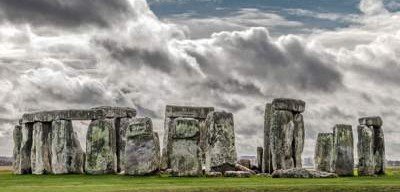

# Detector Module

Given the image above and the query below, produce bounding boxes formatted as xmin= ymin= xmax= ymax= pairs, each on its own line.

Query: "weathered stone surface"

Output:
xmin=235 ymin=163 xmax=256 ymax=174
xmin=332 ymin=124 xmax=354 ymax=176
xmin=165 ymin=105 xmax=214 ymax=119
xmin=270 ymin=110 xmax=295 ymax=170
xmin=373 ymin=126 xmax=385 ymax=175
xmin=205 ymin=171 xmax=223 ymax=177
xmin=125 ymin=117 xmax=160 ymax=175
xmin=205 ymin=111 xmax=237 ymax=172
xmin=31 ymin=122 xmax=52 ymax=174
xmin=263 ymin=103 xmax=273 ymax=174
xmin=117 ymin=117 xmax=131 ymax=173
xmin=272 ymin=168 xmax=338 ymax=178
xmin=13 ymin=125 xmax=22 ymax=174
xmin=17 ymin=123 xmax=33 ymax=174
xmin=224 ymin=171 xmax=252 ymax=178
xmin=314 ymin=133 xmax=334 ymax=172
xmin=238 ymin=159 xmax=251 ymax=169
xmin=359 ymin=116 xmax=383 ymax=127
xmin=257 ymin=147 xmax=263 ymax=171
xmin=51 ymin=120 xmax=84 ymax=174
xmin=271 ymin=98 xmax=306 ymax=113
xmin=169 ymin=118 xmax=202 ymax=176
xmin=21 ymin=107 xmax=136 ymax=123
xmin=293 ymin=113 xmax=304 ymax=168
xmin=85 ymin=119 xmax=117 ymax=174
xmin=357 ymin=125 xmax=375 ymax=176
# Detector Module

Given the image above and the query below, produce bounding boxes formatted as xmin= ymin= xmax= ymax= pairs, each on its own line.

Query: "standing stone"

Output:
xmin=257 ymin=147 xmax=263 ymax=171
xmin=169 ymin=118 xmax=201 ymax=176
xmin=85 ymin=119 xmax=117 ymax=174
xmin=125 ymin=118 xmax=160 ymax=175
xmin=332 ymin=124 xmax=354 ymax=176
xmin=314 ymin=133 xmax=334 ymax=172
xmin=357 ymin=125 xmax=375 ymax=176
xmin=117 ymin=117 xmax=131 ymax=173
xmin=31 ymin=122 xmax=52 ymax=174
xmin=293 ymin=113 xmax=304 ymax=168
xmin=13 ymin=125 xmax=22 ymax=174
xmin=270 ymin=110 xmax=294 ymax=170
xmin=51 ymin=120 xmax=84 ymax=174
xmin=263 ymin=103 xmax=273 ymax=173
xmin=17 ymin=123 xmax=33 ymax=174
xmin=205 ymin=111 xmax=237 ymax=172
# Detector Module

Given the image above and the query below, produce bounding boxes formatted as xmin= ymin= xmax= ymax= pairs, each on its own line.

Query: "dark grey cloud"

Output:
xmin=320 ymin=106 xmax=355 ymax=120
xmin=215 ymin=97 xmax=246 ymax=112
xmin=0 ymin=0 xmax=133 ymax=28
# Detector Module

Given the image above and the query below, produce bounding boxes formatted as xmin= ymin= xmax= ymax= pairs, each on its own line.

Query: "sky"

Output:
xmin=0 ymin=0 xmax=400 ymax=160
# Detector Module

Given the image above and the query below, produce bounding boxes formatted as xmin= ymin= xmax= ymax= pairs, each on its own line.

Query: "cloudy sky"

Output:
xmin=0 ymin=0 xmax=400 ymax=160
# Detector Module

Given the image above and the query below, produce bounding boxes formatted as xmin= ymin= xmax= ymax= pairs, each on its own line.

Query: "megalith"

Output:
xmin=31 ymin=122 xmax=52 ymax=174
xmin=205 ymin=111 xmax=237 ymax=172
xmin=332 ymin=124 xmax=354 ymax=176
xmin=169 ymin=118 xmax=202 ymax=176
xmin=51 ymin=120 xmax=84 ymax=174
xmin=314 ymin=133 xmax=334 ymax=172
xmin=161 ymin=105 xmax=213 ymax=170
xmin=125 ymin=117 xmax=160 ymax=175
xmin=257 ymin=147 xmax=263 ymax=171
xmin=117 ymin=117 xmax=131 ymax=173
xmin=12 ymin=125 xmax=22 ymax=174
xmin=262 ymin=103 xmax=273 ymax=173
xmin=17 ymin=123 xmax=33 ymax=174
xmin=85 ymin=119 xmax=117 ymax=174
xmin=357 ymin=125 xmax=375 ymax=176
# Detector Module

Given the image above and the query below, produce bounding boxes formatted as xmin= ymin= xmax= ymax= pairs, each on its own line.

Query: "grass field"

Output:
xmin=1 ymin=168 xmax=400 ymax=192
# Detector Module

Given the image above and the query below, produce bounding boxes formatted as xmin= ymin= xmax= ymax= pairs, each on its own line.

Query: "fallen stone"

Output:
xmin=51 ymin=120 xmax=84 ymax=174
xmin=357 ymin=125 xmax=375 ymax=176
xmin=85 ymin=119 xmax=117 ymax=174
xmin=205 ymin=111 xmax=237 ymax=172
xmin=314 ymin=133 xmax=334 ymax=172
xmin=272 ymin=168 xmax=338 ymax=178
xmin=224 ymin=171 xmax=252 ymax=178
xmin=235 ymin=163 xmax=256 ymax=174
xmin=169 ymin=118 xmax=202 ymax=176
xmin=13 ymin=125 xmax=22 ymax=174
xmin=256 ymin=173 xmax=271 ymax=177
xmin=271 ymin=98 xmax=305 ymax=113
xmin=31 ymin=122 xmax=52 ymax=174
xmin=359 ymin=116 xmax=383 ymax=127
xmin=125 ymin=118 xmax=160 ymax=175
xmin=205 ymin=171 xmax=223 ymax=177
xmin=333 ymin=124 xmax=354 ymax=176
xmin=238 ymin=159 xmax=251 ymax=169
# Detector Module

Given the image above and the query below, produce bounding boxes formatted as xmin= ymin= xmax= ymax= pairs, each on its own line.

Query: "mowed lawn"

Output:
xmin=1 ymin=168 xmax=400 ymax=192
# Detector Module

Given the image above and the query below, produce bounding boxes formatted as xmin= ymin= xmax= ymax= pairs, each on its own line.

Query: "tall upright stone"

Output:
xmin=332 ymin=124 xmax=354 ymax=176
xmin=17 ymin=123 xmax=33 ymax=174
xmin=169 ymin=118 xmax=202 ymax=176
xmin=161 ymin=105 xmax=213 ymax=170
xmin=262 ymin=103 xmax=273 ymax=173
xmin=205 ymin=111 xmax=237 ymax=172
xmin=257 ymin=147 xmax=263 ymax=171
xmin=51 ymin=120 xmax=84 ymax=174
xmin=314 ymin=133 xmax=334 ymax=172
xmin=85 ymin=119 xmax=117 ymax=174
xmin=117 ymin=117 xmax=131 ymax=173
xmin=125 ymin=117 xmax=160 ymax=175
xmin=357 ymin=125 xmax=375 ymax=176
xmin=13 ymin=125 xmax=22 ymax=174
xmin=359 ymin=116 xmax=385 ymax=175
xmin=31 ymin=122 xmax=52 ymax=174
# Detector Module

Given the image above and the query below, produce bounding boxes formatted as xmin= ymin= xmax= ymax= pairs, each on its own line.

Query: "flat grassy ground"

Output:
xmin=1 ymin=167 xmax=400 ymax=192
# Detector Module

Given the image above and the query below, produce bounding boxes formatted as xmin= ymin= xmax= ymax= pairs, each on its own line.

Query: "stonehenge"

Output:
xmin=257 ymin=147 xmax=263 ymax=172
xmin=263 ymin=98 xmax=305 ymax=173
xmin=332 ymin=124 xmax=354 ymax=176
xmin=314 ymin=133 xmax=334 ymax=172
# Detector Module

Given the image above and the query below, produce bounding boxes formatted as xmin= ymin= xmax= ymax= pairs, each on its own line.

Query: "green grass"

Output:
xmin=1 ymin=168 xmax=400 ymax=192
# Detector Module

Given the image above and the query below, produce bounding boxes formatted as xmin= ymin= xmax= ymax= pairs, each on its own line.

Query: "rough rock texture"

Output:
xmin=359 ymin=117 xmax=383 ymax=127
xmin=125 ymin=118 xmax=160 ymax=175
xmin=257 ymin=147 xmax=263 ymax=171
xmin=333 ymin=124 xmax=354 ymax=176
xmin=13 ymin=125 xmax=22 ymax=174
xmin=169 ymin=118 xmax=202 ymax=176
xmin=51 ymin=120 xmax=84 ymax=174
xmin=270 ymin=110 xmax=295 ymax=170
xmin=271 ymin=98 xmax=306 ymax=113
xmin=314 ymin=133 xmax=334 ymax=172
xmin=85 ymin=119 xmax=117 ymax=174
xmin=373 ymin=126 xmax=385 ymax=175
xmin=205 ymin=111 xmax=237 ymax=172
xmin=117 ymin=117 xmax=131 ymax=173
xmin=357 ymin=125 xmax=375 ymax=176
xmin=162 ymin=105 xmax=214 ymax=170
xmin=238 ymin=159 xmax=251 ymax=169
xmin=31 ymin=122 xmax=52 ymax=174
xmin=272 ymin=168 xmax=338 ymax=178
xmin=17 ymin=123 xmax=33 ymax=174
xmin=263 ymin=103 xmax=273 ymax=174
xmin=224 ymin=171 xmax=252 ymax=178
xmin=91 ymin=106 xmax=136 ymax=118
xmin=205 ymin=171 xmax=223 ymax=177
xmin=235 ymin=163 xmax=256 ymax=174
